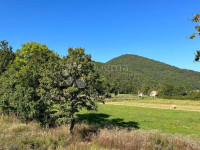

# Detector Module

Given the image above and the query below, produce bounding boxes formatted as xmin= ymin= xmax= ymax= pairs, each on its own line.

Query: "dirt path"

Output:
xmin=105 ymin=102 xmax=200 ymax=112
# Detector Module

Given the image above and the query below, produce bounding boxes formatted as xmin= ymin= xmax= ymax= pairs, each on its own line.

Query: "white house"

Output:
xmin=150 ymin=91 xmax=158 ymax=98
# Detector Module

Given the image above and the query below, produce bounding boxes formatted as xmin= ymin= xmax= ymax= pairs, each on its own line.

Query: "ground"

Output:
xmin=78 ymin=94 xmax=200 ymax=137
xmin=106 ymin=94 xmax=200 ymax=112
xmin=1 ymin=94 xmax=200 ymax=149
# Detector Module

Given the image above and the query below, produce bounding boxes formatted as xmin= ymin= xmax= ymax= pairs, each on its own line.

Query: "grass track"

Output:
xmin=106 ymin=94 xmax=200 ymax=112
xmin=106 ymin=101 xmax=200 ymax=112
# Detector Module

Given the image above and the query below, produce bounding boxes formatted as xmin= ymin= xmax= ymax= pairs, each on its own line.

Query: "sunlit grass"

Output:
xmin=79 ymin=103 xmax=200 ymax=137
xmin=107 ymin=94 xmax=200 ymax=111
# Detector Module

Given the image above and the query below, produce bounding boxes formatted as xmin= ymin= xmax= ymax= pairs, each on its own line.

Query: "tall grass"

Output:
xmin=0 ymin=115 xmax=200 ymax=150
xmin=97 ymin=129 xmax=200 ymax=150
xmin=0 ymin=115 xmax=96 ymax=150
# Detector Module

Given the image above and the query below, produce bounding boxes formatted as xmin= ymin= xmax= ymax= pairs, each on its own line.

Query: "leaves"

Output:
xmin=0 ymin=40 xmax=15 ymax=75
xmin=190 ymin=14 xmax=200 ymax=62
xmin=0 ymin=42 xmax=105 ymax=127
xmin=38 ymin=47 xmax=105 ymax=126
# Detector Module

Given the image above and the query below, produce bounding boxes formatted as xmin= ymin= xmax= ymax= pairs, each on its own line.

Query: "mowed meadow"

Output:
xmin=78 ymin=94 xmax=200 ymax=137
xmin=107 ymin=94 xmax=200 ymax=112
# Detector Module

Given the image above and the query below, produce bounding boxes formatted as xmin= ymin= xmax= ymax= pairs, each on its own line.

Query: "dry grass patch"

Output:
xmin=97 ymin=129 xmax=200 ymax=150
xmin=0 ymin=115 xmax=100 ymax=150
xmin=106 ymin=98 xmax=200 ymax=112
xmin=1 ymin=115 xmax=200 ymax=150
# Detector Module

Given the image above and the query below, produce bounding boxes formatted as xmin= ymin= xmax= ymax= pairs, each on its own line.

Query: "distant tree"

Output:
xmin=112 ymin=79 xmax=119 ymax=96
xmin=190 ymin=14 xmax=200 ymax=61
xmin=0 ymin=40 xmax=15 ymax=75
xmin=141 ymin=84 xmax=150 ymax=95
xmin=158 ymin=84 xmax=186 ymax=98
xmin=173 ymin=86 xmax=187 ymax=96
xmin=38 ymin=47 xmax=105 ymax=133
xmin=158 ymin=84 xmax=175 ymax=97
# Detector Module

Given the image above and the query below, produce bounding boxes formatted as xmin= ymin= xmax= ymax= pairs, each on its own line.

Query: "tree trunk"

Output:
xmin=69 ymin=118 xmax=75 ymax=134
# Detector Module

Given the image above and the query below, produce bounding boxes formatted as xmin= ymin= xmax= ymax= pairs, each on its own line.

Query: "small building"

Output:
xmin=138 ymin=92 xmax=144 ymax=98
xmin=150 ymin=91 xmax=158 ymax=98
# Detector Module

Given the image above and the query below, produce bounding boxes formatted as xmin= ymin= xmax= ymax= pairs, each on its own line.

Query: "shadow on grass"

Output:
xmin=76 ymin=113 xmax=139 ymax=129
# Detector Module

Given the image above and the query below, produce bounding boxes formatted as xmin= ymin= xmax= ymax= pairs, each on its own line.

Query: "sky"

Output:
xmin=1 ymin=0 xmax=200 ymax=71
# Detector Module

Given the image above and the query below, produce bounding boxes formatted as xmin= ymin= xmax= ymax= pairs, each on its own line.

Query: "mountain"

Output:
xmin=94 ymin=54 xmax=200 ymax=93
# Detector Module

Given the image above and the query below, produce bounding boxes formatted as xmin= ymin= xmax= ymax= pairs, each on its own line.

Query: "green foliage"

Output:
xmin=38 ymin=48 xmax=105 ymax=128
xmin=0 ymin=40 xmax=15 ymax=75
xmin=0 ymin=42 xmax=59 ymax=121
xmin=112 ymin=79 xmax=119 ymax=95
xmin=190 ymin=13 xmax=200 ymax=39
xmin=190 ymin=14 xmax=200 ymax=61
xmin=95 ymin=54 xmax=200 ymax=95
xmin=158 ymin=84 xmax=186 ymax=98
xmin=141 ymin=84 xmax=151 ymax=95
xmin=0 ymin=42 xmax=105 ymax=129
xmin=180 ymin=91 xmax=200 ymax=100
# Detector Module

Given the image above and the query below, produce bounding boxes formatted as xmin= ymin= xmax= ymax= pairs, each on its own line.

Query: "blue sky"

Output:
xmin=1 ymin=0 xmax=200 ymax=71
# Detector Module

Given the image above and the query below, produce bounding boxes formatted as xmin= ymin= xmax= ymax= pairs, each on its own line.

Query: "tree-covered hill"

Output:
xmin=94 ymin=54 xmax=200 ymax=93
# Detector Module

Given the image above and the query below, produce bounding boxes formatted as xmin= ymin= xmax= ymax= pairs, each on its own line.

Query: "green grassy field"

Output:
xmin=107 ymin=94 xmax=200 ymax=111
xmin=1 ymin=94 xmax=200 ymax=149
xmin=78 ymin=102 xmax=200 ymax=137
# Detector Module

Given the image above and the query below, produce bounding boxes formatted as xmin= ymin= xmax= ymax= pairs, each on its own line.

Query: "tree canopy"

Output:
xmin=0 ymin=42 xmax=105 ymax=133
xmin=0 ymin=40 xmax=15 ymax=75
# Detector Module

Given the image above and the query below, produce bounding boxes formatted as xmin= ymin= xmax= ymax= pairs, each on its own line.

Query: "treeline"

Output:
xmin=158 ymin=84 xmax=200 ymax=100
xmin=0 ymin=41 xmax=105 ymax=132
xmin=101 ymin=76 xmax=200 ymax=100
xmin=98 ymin=54 xmax=200 ymax=89
xmin=94 ymin=55 xmax=200 ymax=100
xmin=1 ymin=40 xmax=200 ymax=128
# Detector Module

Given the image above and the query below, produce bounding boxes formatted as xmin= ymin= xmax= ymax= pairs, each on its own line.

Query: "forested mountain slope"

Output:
xmin=95 ymin=54 xmax=200 ymax=93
